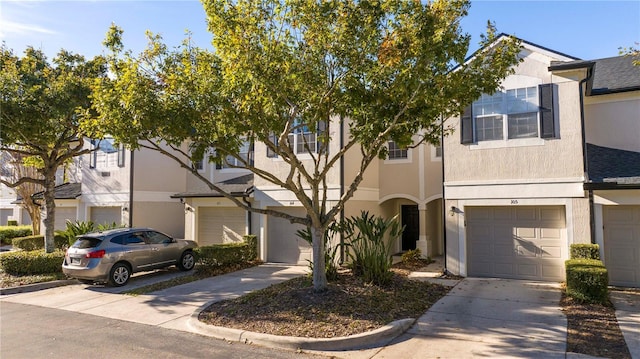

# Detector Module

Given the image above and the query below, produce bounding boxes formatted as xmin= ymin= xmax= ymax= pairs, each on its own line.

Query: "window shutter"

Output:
xmin=539 ymin=83 xmax=556 ymax=138
xmin=117 ymin=144 xmax=125 ymax=167
xmin=266 ymin=133 xmax=277 ymax=158
xmin=89 ymin=140 xmax=97 ymax=169
xmin=460 ymin=105 xmax=473 ymax=144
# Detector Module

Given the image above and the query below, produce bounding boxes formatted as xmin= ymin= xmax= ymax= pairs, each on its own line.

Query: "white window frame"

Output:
xmin=218 ymin=140 xmax=250 ymax=172
xmin=384 ymin=141 xmax=412 ymax=164
xmin=470 ymin=81 xmax=545 ymax=150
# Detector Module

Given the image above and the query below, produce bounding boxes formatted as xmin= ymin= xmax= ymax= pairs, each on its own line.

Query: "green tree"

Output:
xmin=0 ymin=151 xmax=44 ymax=236
xmin=90 ymin=0 xmax=521 ymax=291
xmin=0 ymin=46 xmax=106 ymax=252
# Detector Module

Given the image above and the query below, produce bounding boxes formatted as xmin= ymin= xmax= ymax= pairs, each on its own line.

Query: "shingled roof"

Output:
xmin=171 ymin=173 xmax=254 ymax=198
xmin=590 ymin=56 xmax=640 ymax=95
xmin=550 ymin=55 xmax=640 ymax=95
xmin=31 ymin=182 xmax=82 ymax=200
xmin=586 ymin=143 xmax=640 ymax=185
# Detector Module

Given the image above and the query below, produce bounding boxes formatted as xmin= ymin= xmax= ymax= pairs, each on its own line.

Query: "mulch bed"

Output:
xmin=561 ymin=292 xmax=631 ymax=358
xmin=199 ymin=268 xmax=450 ymax=338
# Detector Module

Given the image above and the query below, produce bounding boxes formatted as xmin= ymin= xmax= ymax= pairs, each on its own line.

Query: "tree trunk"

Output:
xmin=311 ymin=225 xmax=327 ymax=292
xmin=42 ymin=177 xmax=56 ymax=253
xmin=27 ymin=205 xmax=41 ymax=236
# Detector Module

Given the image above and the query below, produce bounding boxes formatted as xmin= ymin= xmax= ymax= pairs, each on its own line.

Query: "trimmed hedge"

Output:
xmin=7 ymin=220 xmax=18 ymax=226
xmin=195 ymin=235 xmax=258 ymax=267
xmin=0 ymin=226 xmax=33 ymax=245
xmin=0 ymin=250 xmax=65 ymax=275
xmin=565 ymin=258 xmax=609 ymax=304
xmin=570 ymin=243 xmax=600 ymax=260
xmin=12 ymin=234 xmax=69 ymax=251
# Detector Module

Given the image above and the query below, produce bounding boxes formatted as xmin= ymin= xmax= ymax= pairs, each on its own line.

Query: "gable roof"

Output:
xmin=171 ymin=173 xmax=254 ymax=198
xmin=586 ymin=143 xmax=640 ymax=187
xmin=459 ymin=33 xmax=580 ymax=69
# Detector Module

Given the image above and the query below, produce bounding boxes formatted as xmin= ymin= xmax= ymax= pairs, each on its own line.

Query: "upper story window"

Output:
xmin=267 ymin=120 xmax=327 ymax=158
xmin=387 ymin=141 xmax=408 ymax=159
xmin=217 ymin=140 xmax=251 ymax=169
xmin=90 ymin=137 xmax=125 ymax=169
xmin=461 ymin=83 xmax=557 ymax=145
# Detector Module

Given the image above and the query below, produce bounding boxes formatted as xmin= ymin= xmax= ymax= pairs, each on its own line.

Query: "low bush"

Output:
xmin=7 ymin=220 xmax=18 ymax=226
xmin=195 ymin=235 xmax=258 ymax=267
xmin=0 ymin=250 xmax=65 ymax=275
xmin=570 ymin=244 xmax=600 ymax=260
xmin=12 ymin=234 xmax=68 ymax=251
xmin=0 ymin=225 xmax=33 ymax=245
xmin=401 ymin=249 xmax=424 ymax=263
xmin=565 ymin=258 xmax=609 ymax=304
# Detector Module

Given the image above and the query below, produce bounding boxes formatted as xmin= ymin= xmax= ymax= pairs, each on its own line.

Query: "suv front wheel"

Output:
xmin=178 ymin=251 xmax=195 ymax=271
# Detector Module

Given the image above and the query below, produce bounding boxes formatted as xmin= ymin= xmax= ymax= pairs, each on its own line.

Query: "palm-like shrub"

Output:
xmin=296 ymin=223 xmax=341 ymax=281
xmin=341 ymin=211 xmax=402 ymax=285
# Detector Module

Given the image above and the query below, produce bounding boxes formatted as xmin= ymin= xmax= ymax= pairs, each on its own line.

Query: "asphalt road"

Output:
xmin=0 ymin=302 xmax=326 ymax=359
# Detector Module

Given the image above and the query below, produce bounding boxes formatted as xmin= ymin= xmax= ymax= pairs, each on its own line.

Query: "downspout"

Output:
xmin=339 ymin=115 xmax=345 ymax=264
xmin=128 ymin=150 xmax=134 ymax=228
xmin=440 ymin=116 xmax=447 ymax=273
xmin=579 ymin=66 xmax=595 ymax=243
xmin=242 ymin=187 xmax=254 ymax=235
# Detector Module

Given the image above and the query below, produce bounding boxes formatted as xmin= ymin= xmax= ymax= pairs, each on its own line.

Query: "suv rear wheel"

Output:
xmin=109 ymin=263 xmax=131 ymax=286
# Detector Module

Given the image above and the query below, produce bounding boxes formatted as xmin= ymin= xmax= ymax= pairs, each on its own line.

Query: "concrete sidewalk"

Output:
xmin=610 ymin=290 xmax=640 ymax=359
xmin=0 ymin=264 xmax=307 ymax=332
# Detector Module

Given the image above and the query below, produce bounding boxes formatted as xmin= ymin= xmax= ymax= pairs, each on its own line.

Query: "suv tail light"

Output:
xmin=86 ymin=250 xmax=106 ymax=259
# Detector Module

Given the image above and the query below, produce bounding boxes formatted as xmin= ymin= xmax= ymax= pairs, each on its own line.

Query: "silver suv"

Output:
xmin=62 ymin=227 xmax=197 ymax=286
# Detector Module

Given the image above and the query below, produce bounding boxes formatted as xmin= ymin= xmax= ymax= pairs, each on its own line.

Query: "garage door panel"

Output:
xmin=604 ymin=206 xmax=640 ymax=287
xmin=467 ymin=206 xmax=566 ymax=282
xmin=90 ymin=207 xmax=121 ymax=226
xmin=55 ymin=207 xmax=77 ymax=230
xmin=540 ymin=246 xmax=562 ymax=258
xmin=267 ymin=207 xmax=311 ymax=265
xmin=515 ymin=207 xmax=537 ymax=221
xmin=198 ymin=207 xmax=246 ymax=246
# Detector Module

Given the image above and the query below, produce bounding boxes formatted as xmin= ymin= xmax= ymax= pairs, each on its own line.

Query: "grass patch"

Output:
xmin=0 ymin=270 xmax=67 ymax=288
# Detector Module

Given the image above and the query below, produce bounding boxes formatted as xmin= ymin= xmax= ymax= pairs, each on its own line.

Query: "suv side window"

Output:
xmin=145 ymin=231 xmax=172 ymax=244
xmin=110 ymin=235 xmax=127 ymax=245
xmin=126 ymin=233 xmax=145 ymax=245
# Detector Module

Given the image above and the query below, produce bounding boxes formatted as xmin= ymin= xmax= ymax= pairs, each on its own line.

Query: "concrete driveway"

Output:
xmin=0 ymin=264 xmax=307 ymax=332
xmin=356 ymin=278 xmax=567 ymax=359
xmin=610 ymin=290 xmax=640 ymax=359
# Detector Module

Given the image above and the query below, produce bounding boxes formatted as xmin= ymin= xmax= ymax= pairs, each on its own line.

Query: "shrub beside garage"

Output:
xmin=0 ymin=226 xmax=33 ymax=245
xmin=565 ymin=243 xmax=608 ymax=304
xmin=0 ymin=250 xmax=66 ymax=275
xmin=194 ymin=235 xmax=258 ymax=267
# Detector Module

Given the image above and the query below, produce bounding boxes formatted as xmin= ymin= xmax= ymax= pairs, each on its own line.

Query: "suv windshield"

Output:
xmin=72 ymin=237 xmax=102 ymax=249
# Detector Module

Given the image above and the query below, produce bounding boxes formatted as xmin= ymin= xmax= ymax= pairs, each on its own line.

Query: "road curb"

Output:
xmin=0 ymin=279 xmax=77 ymax=295
xmin=188 ymin=301 xmax=415 ymax=351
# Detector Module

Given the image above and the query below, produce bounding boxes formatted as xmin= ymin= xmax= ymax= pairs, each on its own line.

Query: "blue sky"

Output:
xmin=1 ymin=1 xmax=639 ymax=61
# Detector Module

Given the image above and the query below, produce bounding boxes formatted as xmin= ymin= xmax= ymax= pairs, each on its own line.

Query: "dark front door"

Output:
xmin=401 ymin=205 xmax=419 ymax=251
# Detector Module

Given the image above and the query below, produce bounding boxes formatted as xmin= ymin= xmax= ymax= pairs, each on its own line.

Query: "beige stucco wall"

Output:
xmin=133 ymin=146 xmax=186 ymax=193
xmin=444 ymin=199 xmax=461 ymax=275
xmin=444 ymin=83 xmax=584 ymax=182
xmin=132 ymin=201 xmax=184 ymax=238
xmin=585 ymin=92 xmax=640 ymax=152
xmin=571 ymin=197 xmax=591 ymax=244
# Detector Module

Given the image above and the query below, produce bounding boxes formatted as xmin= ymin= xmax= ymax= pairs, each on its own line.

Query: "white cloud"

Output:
xmin=0 ymin=19 xmax=58 ymax=38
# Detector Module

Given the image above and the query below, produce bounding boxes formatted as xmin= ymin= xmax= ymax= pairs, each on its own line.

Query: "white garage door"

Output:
xmin=55 ymin=207 xmax=77 ymax=230
xmin=198 ymin=207 xmax=246 ymax=246
xmin=1 ymin=209 xmax=12 ymax=225
xmin=21 ymin=208 xmax=32 ymax=225
xmin=604 ymin=206 xmax=640 ymax=288
xmin=267 ymin=207 xmax=312 ymax=265
xmin=90 ymin=207 xmax=121 ymax=226
xmin=466 ymin=206 xmax=566 ymax=281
